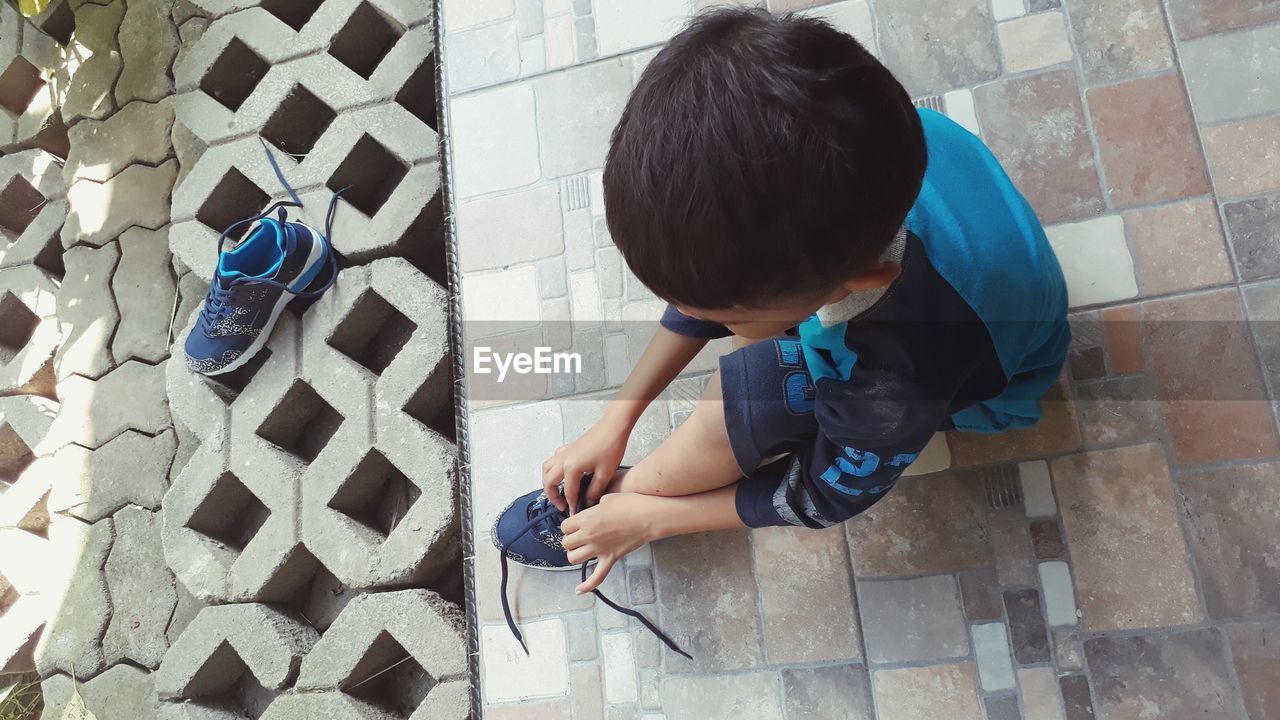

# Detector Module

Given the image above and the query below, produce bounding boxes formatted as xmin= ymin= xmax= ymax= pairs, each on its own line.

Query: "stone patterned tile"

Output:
xmin=1125 ymin=198 xmax=1232 ymax=295
xmin=1030 ymin=520 xmax=1065 ymax=559
xmin=1101 ymin=305 xmax=1145 ymax=374
xmin=1004 ymin=589 xmax=1052 ymax=664
xmin=972 ymin=622 xmax=1016 ymax=691
xmin=858 ymin=575 xmax=969 ymax=664
xmin=846 ymin=471 xmax=993 ymax=577
xmin=447 ymin=20 xmax=521 ymax=92
xmin=487 ymin=699 xmax=572 ymax=719
xmin=1141 ymin=289 xmax=1280 ymax=464
xmin=943 ymin=89 xmax=982 ymax=136
xmin=876 ymin=0 xmax=1000 ymax=96
xmin=872 ymin=663 xmax=984 ymax=720
xmin=1063 ymin=0 xmax=1173 ymax=84
xmin=1037 ymin=561 xmax=1080 ymax=628
xmin=1225 ymin=622 xmax=1280 ymax=720
xmin=1087 ymin=74 xmax=1210 ymax=208
xmin=459 ymin=185 xmax=565 ymax=272
xmin=1052 ymin=444 xmax=1203 ymax=631
xmin=602 ymin=632 xmax=638 ymax=704
xmin=1048 ymin=216 xmax=1139 ymax=307
xmin=572 ymin=663 xmax=605 ymax=720
xmin=445 ymin=0 xmax=516 ymax=31
xmin=947 ymin=381 xmax=1082 ymax=466
xmin=1059 ymin=675 xmax=1096 ymax=720
xmin=1201 ymin=115 xmax=1280 ymax=200
xmin=992 ymin=0 xmax=1027 ymax=21
xmin=1019 ymin=461 xmax=1057 ymax=518
xmin=1181 ymin=23 xmax=1280 ymax=125
xmin=1019 ymin=667 xmax=1067 ymax=720
xmin=1053 ymin=628 xmax=1085 ymax=672
xmin=998 ymin=12 xmax=1074 ymax=74
xmin=1224 ymin=195 xmax=1280 ymax=281
xmin=985 ymin=694 xmax=1023 ymax=720
xmin=960 ymin=570 xmax=1003 ymax=622
xmin=481 ymin=619 xmax=571 ymax=703
xmin=451 ymin=82 xmax=541 ymax=198
xmin=1244 ymin=281 xmax=1280 ymax=395
xmin=991 ymin=507 xmax=1037 ymax=587
xmin=593 ymin=0 xmax=690 ymax=55
xmin=1074 ymin=375 xmax=1162 ymax=449
xmin=797 ymin=1 xmax=877 ymax=54
xmin=1085 ymin=629 xmax=1241 ymax=720
xmin=973 ymin=70 xmax=1104 ymax=224
xmin=781 ymin=664 xmax=875 ymax=720
xmin=1178 ymin=461 xmax=1280 ymax=619
xmin=753 ymin=524 xmax=862 ymax=664
xmin=533 ymin=57 xmax=632 ymax=179
xmin=653 ymin=530 xmax=764 ymax=672
xmin=1166 ymin=0 xmax=1280 ymax=41
xmin=661 ymin=672 xmax=785 ymax=720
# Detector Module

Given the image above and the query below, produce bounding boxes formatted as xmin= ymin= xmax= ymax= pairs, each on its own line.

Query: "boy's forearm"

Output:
xmin=604 ymin=327 xmax=708 ymax=429
xmin=644 ymin=486 xmax=746 ymax=539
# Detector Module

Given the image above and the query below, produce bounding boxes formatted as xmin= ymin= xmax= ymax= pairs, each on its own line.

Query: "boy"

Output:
xmin=493 ymin=7 xmax=1068 ymax=629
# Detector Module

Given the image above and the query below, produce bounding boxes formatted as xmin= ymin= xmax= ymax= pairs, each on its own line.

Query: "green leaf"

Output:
xmin=17 ymin=0 xmax=53 ymax=17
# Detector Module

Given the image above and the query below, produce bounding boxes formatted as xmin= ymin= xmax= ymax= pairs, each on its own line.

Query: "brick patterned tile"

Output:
xmin=1224 ymin=195 xmax=1280 ymax=281
xmin=984 ymin=695 xmax=1022 ymax=720
xmin=781 ymin=664 xmax=875 ymax=720
xmin=1030 ymin=520 xmax=1065 ymax=559
xmin=572 ymin=664 xmax=605 ymax=720
xmin=859 ymin=575 xmax=969 ymax=663
xmin=1004 ymin=589 xmax=1052 ymax=664
xmin=1243 ymin=281 xmax=1280 ymax=394
xmin=1038 ymin=561 xmax=1081 ymax=628
xmin=1053 ymin=628 xmax=1085 ymax=672
xmin=972 ymin=622 xmax=1017 ymax=691
xmin=1225 ymin=622 xmax=1280 ymax=720
xmin=846 ymin=471 xmax=995 ymax=577
xmin=1142 ymin=289 xmax=1280 ymax=464
xmin=1020 ymin=667 xmax=1068 ymax=720
xmin=1063 ymin=0 xmax=1173 ymax=84
xmin=661 ymin=672 xmax=785 ymax=720
xmin=753 ymin=525 xmax=862 ymax=664
xmin=1181 ymin=23 xmax=1280 ymax=124
xmin=991 ymin=507 xmax=1037 ymax=587
xmin=947 ymin=381 xmax=1082 ymax=466
xmin=652 ymin=530 xmax=764 ymax=672
xmin=959 ymin=570 xmax=1003 ymax=622
xmin=1178 ymin=461 xmax=1280 ymax=619
xmin=1087 ymin=74 xmax=1210 ymax=208
xmin=876 ymin=0 xmax=1000 ymax=96
xmin=1100 ymin=305 xmax=1145 ymax=373
xmin=1085 ymin=629 xmax=1240 ymax=720
xmin=487 ymin=699 xmax=572 ymax=719
xmin=973 ymin=69 xmax=1104 ymax=224
xmin=1165 ymin=0 xmax=1280 ymax=40
xmin=1201 ymin=116 xmax=1280 ymax=200
xmin=1059 ymin=675 xmax=1096 ymax=720
xmin=997 ymin=12 xmax=1074 ymax=74
xmin=872 ymin=663 xmax=984 ymax=720
xmin=1125 ymin=198 xmax=1232 ymax=295
xmin=1074 ymin=375 xmax=1162 ymax=448
xmin=1052 ymin=444 xmax=1204 ymax=631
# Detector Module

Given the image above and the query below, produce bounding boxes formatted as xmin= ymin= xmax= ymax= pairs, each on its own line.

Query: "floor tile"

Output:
xmin=1037 ymin=561 xmax=1080 ymax=628
xmin=1178 ymin=461 xmax=1280 ymax=619
xmin=1087 ymin=74 xmax=1210 ymax=208
xmin=959 ymin=570 xmax=1003 ymax=621
xmin=1019 ymin=461 xmax=1057 ymax=518
xmin=1125 ymin=198 xmax=1232 ymax=295
xmin=1181 ymin=23 xmax=1280 ymax=124
xmin=781 ymin=664 xmax=875 ymax=720
xmin=446 ymin=20 xmax=522 ymax=92
xmin=534 ymin=57 xmax=633 ymax=179
xmin=753 ymin=525 xmax=862 ymax=664
xmin=593 ymin=0 xmax=690 ymax=55
xmin=1201 ymin=115 xmax=1280 ymax=200
xmin=1243 ymin=280 xmax=1280 ymax=394
xmin=661 ymin=672 xmax=785 ymax=720
xmin=872 ymin=663 xmax=984 ymax=720
xmin=1223 ymin=195 xmax=1280 ymax=281
xmin=985 ymin=694 xmax=1024 ymax=720
xmin=1004 ymin=589 xmax=1052 ymax=664
xmin=602 ymin=632 xmax=638 ymax=703
xmin=572 ymin=664 xmax=605 ymax=720
xmin=998 ymin=12 xmax=1074 ymax=74
xmin=450 ymin=82 xmax=541 ymax=197
xmin=1096 ymin=305 xmax=1144 ymax=374
xmin=1165 ymin=0 xmax=1280 ymax=38
xmin=459 ymin=185 xmax=565 ymax=272
xmin=1020 ymin=667 xmax=1067 ymax=720
xmin=798 ymin=1 xmax=877 ymax=54
xmin=1047 ymin=216 xmax=1139 ymax=307
xmin=846 ymin=471 xmax=994 ymax=577
xmin=444 ymin=0 xmax=516 ymax=31
xmin=1052 ymin=444 xmax=1203 ymax=631
xmin=859 ymin=575 xmax=969 ymax=664
xmin=652 ymin=530 xmax=764 ymax=672
xmin=1085 ymin=629 xmax=1241 ymax=720
xmin=943 ymin=89 xmax=982 ymax=136
xmin=1053 ymin=628 xmax=1085 ymax=672
xmin=487 ymin=699 xmax=572 ymax=719
xmin=972 ymin=622 xmax=1017 ymax=691
xmin=1141 ymin=289 xmax=1280 ymax=464
xmin=992 ymin=0 xmax=1027 ymax=21
xmin=1062 ymin=0 xmax=1173 ymax=84
xmin=481 ymin=619 xmax=571 ymax=703
xmin=1225 ymin=622 xmax=1280 ymax=720
xmin=991 ymin=507 xmax=1037 ymax=586
xmin=875 ymin=0 xmax=1000 ymax=96
xmin=947 ymin=381 xmax=1082 ymax=465
xmin=1074 ymin=375 xmax=1162 ymax=448
xmin=1058 ymin=675 xmax=1096 ymax=720
xmin=1030 ymin=520 xmax=1065 ymax=559
xmin=973 ymin=69 xmax=1104 ymax=224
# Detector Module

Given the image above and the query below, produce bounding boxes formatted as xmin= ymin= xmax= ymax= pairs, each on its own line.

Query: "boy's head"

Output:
xmin=604 ymin=8 xmax=926 ymax=337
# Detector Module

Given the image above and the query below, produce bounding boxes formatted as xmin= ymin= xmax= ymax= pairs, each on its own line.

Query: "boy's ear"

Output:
xmin=843 ymin=262 xmax=901 ymax=292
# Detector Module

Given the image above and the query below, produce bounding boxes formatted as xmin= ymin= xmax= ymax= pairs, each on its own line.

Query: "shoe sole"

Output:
xmin=203 ymin=223 xmax=328 ymax=377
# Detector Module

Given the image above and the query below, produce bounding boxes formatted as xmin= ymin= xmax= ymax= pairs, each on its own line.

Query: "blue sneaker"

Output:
xmin=185 ymin=141 xmax=344 ymax=376
xmin=492 ymin=472 xmax=691 ymax=659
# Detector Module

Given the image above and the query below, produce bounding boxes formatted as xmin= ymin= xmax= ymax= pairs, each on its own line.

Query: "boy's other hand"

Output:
xmin=542 ymin=415 xmax=630 ymax=514
xmin=561 ymin=493 xmax=661 ymax=594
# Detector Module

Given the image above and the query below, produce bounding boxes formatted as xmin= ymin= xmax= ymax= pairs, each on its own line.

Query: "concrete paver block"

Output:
xmin=62 ymin=160 xmax=179 ymax=248
xmin=104 ymin=507 xmax=178 ymax=670
xmin=116 ymin=0 xmax=181 ymax=105
xmin=60 ymin=0 xmax=126 ymax=125
xmin=54 ymin=241 xmax=120 ymax=381
xmin=64 ymin=100 xmax=177 ymax=184
xmin=0 ymin=150 xmax=67 ymax=272
xmin=45 ymin=360 xmax=171 ymax=450
xmin=112 ymin=226 xmax=179 ymax=364
xmin=47 ymin=428 xmax=176 ymax=524
xmin=34 ymin=517 xmax=114 ymax=679
xmin=155 ymin=603 xmax=319 ymax=700
xmin=42 ymin=664 xmax=160 ymax=720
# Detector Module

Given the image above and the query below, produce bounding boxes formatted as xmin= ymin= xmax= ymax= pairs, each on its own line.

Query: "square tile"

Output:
xmin=973 ymin=69 xmax=1104 ymax=224
xmin=1165 ymin=0 xmax=1280 ymax=40
xmin=1087 ymin=74 xmax=1210 ymax=208
xmin=450 ymin=82 xmax=540 ymax=197
xmin=992 ymin=0 xmax=1027 ymax=21
xmin=1052 ymin=444 xmax=1204 ymax=631
xmin=1141 ymin=289 xmax=1280 ymax=464
xmin=445 ymin=0 xmax=516 ymax=31
xmin=1030 ymin=520 xmax=1065 ymax=559
xmin=481 ymin=619 xmax=570 ymax=703
xmin=998 ymin=12 xmax=1073 ymax=74
xmin=661 ymin=672 xmax=785 ymax=720
xmin=1125 ymin=198 xmax=1232 ymax=295
xmin=845 ymin=471 xmax=995 ymax=577
xmin=594 ymin=0 xmax=690 ymax=55
xmin=447 ymin=21 xmax=521 ymax=92
xmin=858 ymin=575 xmax=969 ymax=663
xmin=1074 ymin=374 xmax=1162 ymax=448
xmin=1085 ymin=629 xmax=1240 ymax=720
xmin=1224 ymin=195 xmax=1280 ymax=281
xmin=1063 ymin=0 xmax=1173 ymax=84
xmin=1178 ymin=461 xmax=1280 ymax=619
xmin=462 ymin=266 xmax=542 ymax=335
xmin=533 ymin=58 xmax=632 ymax=179
xmin=753 ymin=524 xmax=862 ymax=664
xmin=781 ymin=664 xmax=875 ymax=720
xmin=876 ymin=0 xmax=1000 ymax=96
xmin=1201 ymin=116 xmax=1280 ymax=200
xmin=1225 ymin=622 xmax=1280 ymax=720
xmin=798 ymin=1 xmax=877 ymax=53
xmin=872 ymin=663 xmax=984 ymax=720
xmin=947 ymin=381 xmax=1082 ymax=466
xmin=1181 ymin=23 xmax=1280 ymax=124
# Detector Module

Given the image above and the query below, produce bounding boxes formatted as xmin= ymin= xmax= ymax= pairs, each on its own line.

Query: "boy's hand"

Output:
xmin=561 ymin=493 xmax=661 ymax=594
xmin=542 ymin=416 xmax=630 ymax=514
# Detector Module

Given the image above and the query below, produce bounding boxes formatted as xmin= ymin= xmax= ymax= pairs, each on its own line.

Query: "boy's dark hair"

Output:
xmin=604 ymin=8 xmax=926 ymax=310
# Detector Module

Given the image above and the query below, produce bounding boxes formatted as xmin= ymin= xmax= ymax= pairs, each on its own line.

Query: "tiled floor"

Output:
xmin=442 ymin=0 xmax=1280 ymax=717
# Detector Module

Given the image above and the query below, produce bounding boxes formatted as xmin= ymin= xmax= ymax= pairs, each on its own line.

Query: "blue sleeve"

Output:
xmin=660 ymin=304 xmax=734 ymax=339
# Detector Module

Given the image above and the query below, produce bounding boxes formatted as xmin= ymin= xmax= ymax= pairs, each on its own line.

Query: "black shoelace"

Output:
xmin=498 ymin=499 xmax=691 ymax=659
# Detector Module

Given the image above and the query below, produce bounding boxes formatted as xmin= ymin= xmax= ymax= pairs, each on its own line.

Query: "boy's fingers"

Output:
xmin=576 ymin=556 xmax=615 ymax=595
xmin=565 ymin=543 xmax=593 ymax=565
xmin=542 ymin=460 xmax=567 ymax=511
xmin=563 ymin=466 xmax=583 ymax=514
xmin=585 ymin=466 xmax=615 ymax=505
